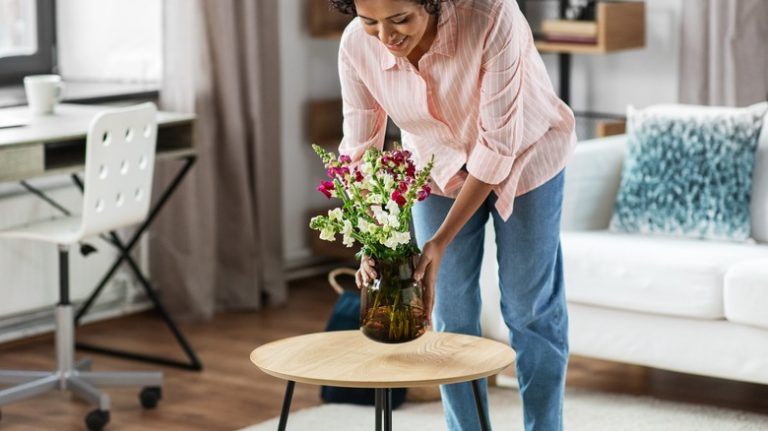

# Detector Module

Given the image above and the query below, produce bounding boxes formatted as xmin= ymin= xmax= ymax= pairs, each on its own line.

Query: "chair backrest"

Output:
xmin=79 ymin=103 xmax=158 ymax=238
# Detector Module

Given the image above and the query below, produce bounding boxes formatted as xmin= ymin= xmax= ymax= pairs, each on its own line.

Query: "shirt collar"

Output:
xmin=379 ymin=1 xmax=458 ymax=71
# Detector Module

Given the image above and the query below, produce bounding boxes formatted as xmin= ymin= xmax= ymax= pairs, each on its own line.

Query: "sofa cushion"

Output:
xmin=610 ymin=102 xmax=768 ymax=242
xmin=562 ymin=231 xmax=768 ymax=319
xmin=724 ymin=260 xmax=768 ymax=329
xmin=750 ymin=113 xmax=768 ymax=242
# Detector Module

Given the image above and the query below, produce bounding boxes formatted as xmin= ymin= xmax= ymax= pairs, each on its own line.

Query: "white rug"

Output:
xmin=240 ymin=386 xmax=768 ymax=431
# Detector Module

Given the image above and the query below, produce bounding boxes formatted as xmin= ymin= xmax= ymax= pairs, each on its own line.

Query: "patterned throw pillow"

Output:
xmin=610 ymin=103 xmax=768 ymax=241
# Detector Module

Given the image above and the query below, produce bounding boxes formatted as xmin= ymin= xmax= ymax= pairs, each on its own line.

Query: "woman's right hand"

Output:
xmin=355 ymin=254 xmax=377 ymax=289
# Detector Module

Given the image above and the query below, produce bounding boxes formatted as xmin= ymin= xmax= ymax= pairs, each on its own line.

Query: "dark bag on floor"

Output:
xmin=320 ymin=279 xmax=407 ymax=408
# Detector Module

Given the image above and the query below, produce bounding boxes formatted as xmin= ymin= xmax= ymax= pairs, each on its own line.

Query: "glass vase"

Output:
xmin=360 ymin=254 xmax=427 ymax=343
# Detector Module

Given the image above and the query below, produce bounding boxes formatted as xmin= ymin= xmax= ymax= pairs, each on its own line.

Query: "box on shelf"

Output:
xmin=541 ymin=19 xmax=598 ymax=37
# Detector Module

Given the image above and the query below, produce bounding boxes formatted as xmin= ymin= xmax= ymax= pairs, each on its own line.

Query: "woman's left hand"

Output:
xmin=414 ymin=238 xmax=447 ymax=326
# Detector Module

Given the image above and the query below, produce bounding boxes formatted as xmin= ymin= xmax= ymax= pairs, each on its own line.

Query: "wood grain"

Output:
xmin=251 ymin=330 xmax=516 ymax=388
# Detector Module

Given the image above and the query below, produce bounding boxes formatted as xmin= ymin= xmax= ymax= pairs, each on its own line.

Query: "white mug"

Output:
xmin=24 ymin=74 xmax=64 ymax=116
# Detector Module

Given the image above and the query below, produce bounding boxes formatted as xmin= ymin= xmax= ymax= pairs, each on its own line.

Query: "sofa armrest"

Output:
xmin=562 ymin=135 xmax=627 ymax=231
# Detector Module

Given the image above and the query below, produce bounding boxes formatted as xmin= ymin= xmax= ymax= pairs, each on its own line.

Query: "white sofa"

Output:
xmin=480 ymin=130 xmax=768 ymax=386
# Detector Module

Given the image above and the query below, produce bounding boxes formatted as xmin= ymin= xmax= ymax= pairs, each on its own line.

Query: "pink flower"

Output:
xmin=417 ymin=184 xmax=431 ymax=201
xmin=405 ymin=162 xmax=416 ymax=178
xmin=339 ymin=154 xmax=352 ymax=164
xmin=398 ymin=181 xmax=408 ymax=192
xmin=327 ymin=166 xmax=350 ymax=180
xmin=354 ymin=169 xmax=364 ymax=182
xmin=391 ymin=190 xmax=406 ymax=207
xmin=317 ymin=180 xmax=335 ymax=199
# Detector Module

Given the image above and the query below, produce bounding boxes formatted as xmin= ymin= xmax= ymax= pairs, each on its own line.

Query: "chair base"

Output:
xmin=0 ymin=367 xmax=162 ymax=404
xmin=0 ymin=303 xmax=163 ymax=430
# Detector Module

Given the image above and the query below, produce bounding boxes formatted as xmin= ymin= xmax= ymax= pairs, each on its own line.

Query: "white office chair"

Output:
xmin=0 ymin=103 xmax=163 ymax=431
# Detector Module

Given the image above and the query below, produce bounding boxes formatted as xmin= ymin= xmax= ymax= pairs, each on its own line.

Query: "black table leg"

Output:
xmin=383 ymin=388 xmax=392 ymax=431
xmin=471 ymin=379 xmax=490 ymax=431
xmin=278 ymin=381 xmax=295 ymax=431
xmin=375 ymin=388 xmax=383 ymax=431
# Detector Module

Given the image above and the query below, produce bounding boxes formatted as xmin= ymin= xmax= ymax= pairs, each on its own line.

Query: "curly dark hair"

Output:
xmin=329 ymin=0 xmax=445 ymax=16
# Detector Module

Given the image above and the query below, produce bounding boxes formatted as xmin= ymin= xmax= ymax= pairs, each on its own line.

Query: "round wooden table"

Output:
xmin=250 ymin=330 xmax=516 ymax=431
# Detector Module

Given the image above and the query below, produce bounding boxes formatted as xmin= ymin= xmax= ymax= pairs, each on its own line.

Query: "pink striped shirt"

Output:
xmin=338 ymin=0 xmax=576 ymax=221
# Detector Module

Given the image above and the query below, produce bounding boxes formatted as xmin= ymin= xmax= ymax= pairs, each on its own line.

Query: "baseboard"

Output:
xmin=0 ymin=294 xmax=153 ymax=345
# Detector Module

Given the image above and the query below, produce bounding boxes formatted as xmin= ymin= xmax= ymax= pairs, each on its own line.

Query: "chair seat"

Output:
xmin=0 ymin=216 xmax=84 ymax=245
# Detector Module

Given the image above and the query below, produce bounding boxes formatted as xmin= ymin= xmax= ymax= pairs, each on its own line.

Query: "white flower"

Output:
xmin=383 ymin=230 xmax=411 ymax=250
xmin=366 ymin=193 xmax=384 ymax=205
xmin=371 ymin=205 xmax=387 ymax=225
xmin=386 ymin=214 xmax=400 ymax=229
xmin=394 ymin=230 xmax=411 ymax=245
xmin=380 ymin=173 xmax=395 ymax=191
xmin=319 ymin=225 xmax=336 ymax=242
xmin=341 ymin=220 xmax=354 ymax=247
xmin=328 ymin=208 xmax=343 ymax=222
xmin=385 ymin=200 xmax=400 ymax=217
xmin=383 ymin=234 xmax=399 ymax=249
xmin=361 ymin=162 xmax=374 ymax=175
xmin=358 ymin=218 xmax=372 ymax=234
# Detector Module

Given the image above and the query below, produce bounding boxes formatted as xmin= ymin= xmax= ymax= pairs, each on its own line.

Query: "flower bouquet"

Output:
xmin=310 ymin=144 xmax=434 ymax=343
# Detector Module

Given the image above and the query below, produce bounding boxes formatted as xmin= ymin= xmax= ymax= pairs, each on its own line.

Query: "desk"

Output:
xmin=0 ymin=103 xmax=193 ymax=181
xmin=0 ymin=103 xmax=202 ymax=371
xmin=251 ymin=330 xmax=516 ymax=431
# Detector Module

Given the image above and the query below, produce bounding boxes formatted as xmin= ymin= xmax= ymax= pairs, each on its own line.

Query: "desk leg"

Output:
xmin=278 ymin=381 xmax=295 ymax=431
xmin=471 ymin=379 xmax=490 ymax=431
xmin=71 ymin=156 xmax=203 ymax=371
xmin=375 ymin=388 xmax=383 ymax=431
xmin=383 ymin=388 xmax=392 ymax=431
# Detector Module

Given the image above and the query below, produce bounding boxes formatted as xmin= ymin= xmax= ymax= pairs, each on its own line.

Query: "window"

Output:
xmin=0 ymin=0 xmax=55 ymax=86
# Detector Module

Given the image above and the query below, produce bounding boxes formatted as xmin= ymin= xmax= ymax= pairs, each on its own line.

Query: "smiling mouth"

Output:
xmin=386 ymin=36 xmax=408 ymax=50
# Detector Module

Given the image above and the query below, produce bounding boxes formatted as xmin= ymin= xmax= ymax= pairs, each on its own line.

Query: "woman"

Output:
xmin=335 ymin=0 xmax=576 ymax=429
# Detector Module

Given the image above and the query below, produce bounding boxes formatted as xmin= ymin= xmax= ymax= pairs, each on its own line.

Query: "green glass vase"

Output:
xmin=360 ymin=254 xmax=426 ymax=343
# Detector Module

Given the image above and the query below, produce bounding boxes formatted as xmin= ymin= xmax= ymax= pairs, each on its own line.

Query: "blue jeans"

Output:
xmin=412 ymin=170 xmax=568 ymax=431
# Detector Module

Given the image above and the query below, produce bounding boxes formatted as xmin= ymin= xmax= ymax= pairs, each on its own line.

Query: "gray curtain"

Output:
xmin=679 ymin=0 xmax=768 ymax=106
xmin=153 ymin=0 xmax=286 ymax=321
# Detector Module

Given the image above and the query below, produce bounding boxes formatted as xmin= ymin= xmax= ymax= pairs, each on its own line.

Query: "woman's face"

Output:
xmin=354 ymin=0 xmax=435 ymax=58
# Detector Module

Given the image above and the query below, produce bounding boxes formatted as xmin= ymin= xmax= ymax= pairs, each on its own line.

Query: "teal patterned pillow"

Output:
xmin=610 ymin=103 xmax=768 ymax=241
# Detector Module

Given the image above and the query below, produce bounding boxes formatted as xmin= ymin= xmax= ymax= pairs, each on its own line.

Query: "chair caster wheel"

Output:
xmin=140 ymin=386 xmax=163 ymax=409
xmin=85 ymin=409 xmax=110 ymax=431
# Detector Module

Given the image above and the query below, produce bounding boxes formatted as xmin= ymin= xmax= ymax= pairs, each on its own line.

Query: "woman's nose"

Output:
xmin=378 ymin=25 xmax=394 ymax=43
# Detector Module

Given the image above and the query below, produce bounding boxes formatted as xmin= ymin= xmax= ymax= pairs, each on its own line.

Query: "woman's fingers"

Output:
xmin=355 ymin=269 xmax=363 ymax=289
xmin=365 ymin=266 xmax=377 ymax=281
xmin=425 ymin=273 xmax=434 ymax=326
xmin=362 ymin=256 xmax=377 ymax=280
xmin=414 ymin=255 xmax=430 ymax=281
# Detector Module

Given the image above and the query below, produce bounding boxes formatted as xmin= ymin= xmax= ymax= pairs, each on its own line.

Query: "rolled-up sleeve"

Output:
xmin=466 ymin=1 xmax=523 ymax=185
xmin=338 ymin=35 xmax=386 ymax=163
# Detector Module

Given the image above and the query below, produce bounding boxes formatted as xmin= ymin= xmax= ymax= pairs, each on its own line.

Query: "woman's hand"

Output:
xmin=355 ymin=254 xmax=377 ymax=289
xmin=414 ymin=238 xmax=447 ymax=326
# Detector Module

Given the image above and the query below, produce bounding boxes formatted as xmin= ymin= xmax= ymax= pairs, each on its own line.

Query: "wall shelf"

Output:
xmin=535 ymin=2 xmax=645 ymax=54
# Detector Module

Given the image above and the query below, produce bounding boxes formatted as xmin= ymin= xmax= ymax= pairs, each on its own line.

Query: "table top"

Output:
xmin=0 ymin=103 xmax=194 ymax=148
xmin=250 ymin=330 xmax=516 ymax=388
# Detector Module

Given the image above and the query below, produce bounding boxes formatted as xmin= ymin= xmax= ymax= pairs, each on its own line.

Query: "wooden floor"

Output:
xmin=1 ymin=275 xmax=767 ymax=430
